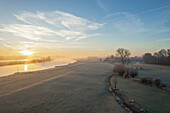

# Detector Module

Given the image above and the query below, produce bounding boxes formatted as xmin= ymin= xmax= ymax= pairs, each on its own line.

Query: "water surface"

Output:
xmin=0 ymin=58 xmax=75 ymax=77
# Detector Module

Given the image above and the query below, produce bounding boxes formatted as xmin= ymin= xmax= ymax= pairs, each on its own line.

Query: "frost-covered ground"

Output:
xmin=0 ymin=60 xmax=126 ymax=113
xmin=130 ymin=63 xmax=170 ymax=88
xmin=110 ymin=63 xmax=170 ymax=113
xmin=111 ymin=76 xmax=170 ymax=113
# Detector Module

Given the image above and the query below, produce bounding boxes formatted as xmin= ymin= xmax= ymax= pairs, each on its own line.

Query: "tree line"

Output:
xmin=104 ymin=48 xmax=144 ymax=64
xmin=143 ymin=49 xmax=170 ymax=66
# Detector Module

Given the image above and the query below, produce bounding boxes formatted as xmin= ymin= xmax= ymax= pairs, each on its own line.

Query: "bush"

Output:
xmin=153 ymin=78 xmax=161 ymax=87
xmin=123 ymin=68 xmax=130 ymax=78
xmin=113 ymin=64 xmax=125 ymax=76
xmin=139 ymin=77 xmax=152 ymax=85
xmin=160 ymin=83 xmax=166 ymax=89
xmin=129 ymin=69 xmax=138 ymax=78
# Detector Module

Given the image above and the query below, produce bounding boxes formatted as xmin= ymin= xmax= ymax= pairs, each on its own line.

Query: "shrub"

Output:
xmin=153 ymin=78 xmax=161 ymax=87
xmin=129 ymin=69 xmax=138 ymax=78
xmin=160 ymin=83 xmax=166 ymax=89
xmin=123 ymin=68 xmax=130 ymax=78
xmin=139 ymin=77 xmax=152 ymax=85
xmin=113 ymin=64 xmax=125 ymax=76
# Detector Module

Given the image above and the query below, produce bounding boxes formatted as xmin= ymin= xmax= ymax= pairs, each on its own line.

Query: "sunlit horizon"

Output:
xmin=0 ymin=0 xmax=170 ymax=58
xmin=19 ymin=50 xmax=36 ymax=56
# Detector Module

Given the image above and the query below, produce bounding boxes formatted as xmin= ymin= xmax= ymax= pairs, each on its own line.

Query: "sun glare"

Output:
xmin=24 ymin=64 xmax=28 ymax=71
xmin=19 ymin=50 xmax=35 ymax=56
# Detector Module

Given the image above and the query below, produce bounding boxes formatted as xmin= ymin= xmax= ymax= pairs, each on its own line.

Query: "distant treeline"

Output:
xmin=143 ymin=49 xmax=170 ymax=66
xmin=103 ymin=48 xmax=143 ymax=64
xmin=104 ymin=55 xmax=143 ymax=63
xmin=0 ymin=56 xmax=27 ymax=60
xmin=0 ymin=56 xmax=52 ymax=66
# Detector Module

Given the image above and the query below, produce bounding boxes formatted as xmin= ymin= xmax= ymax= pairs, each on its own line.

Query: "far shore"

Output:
xmin=0 ymin=57 xmax=52 ymax=67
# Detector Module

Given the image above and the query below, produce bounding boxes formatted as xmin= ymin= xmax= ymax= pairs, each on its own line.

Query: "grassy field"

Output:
xmin=111 ymin=76 xmax=170 ymax=113
xmin=128 ymin=63 xmax=170 ymax=88
xmin=0 ymin=60 xmax=127 ymax=113
xmin=138 ymin=69 xmax=170 ymax=88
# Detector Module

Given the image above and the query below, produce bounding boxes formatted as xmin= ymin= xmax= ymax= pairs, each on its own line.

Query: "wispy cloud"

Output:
xmin=96 ymin=0 xmax=107 ymax=12
xmin=106 ymin=12 xmax=147 ymax=33
xmin=74 ymin=33 xmax=101 ymax=41
xmin=155 ymin=29 xmax=170 ymax=33
xmin=140 ymin=5 xmax=170 ymax=14
xmin=0 ymin=10 xmax=104 ymax=42
xmin=156 ymin=38 xmax=170 ymax=42
xmin=1 ymin=41 xmax=45 ymax=51
xmin=104 ymin=4 xmax=170 ymax=34
xmin=2 ymin=44 xmax=13 ymax=48
xmin=0 ymin=24 xmax=57 ymax=41
xmin=0 ymin=38 xmax=4 ymax=40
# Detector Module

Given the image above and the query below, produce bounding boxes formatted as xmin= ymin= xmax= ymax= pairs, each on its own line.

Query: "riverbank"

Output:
xmin=0 ymin=60 xmax=126 ymax=113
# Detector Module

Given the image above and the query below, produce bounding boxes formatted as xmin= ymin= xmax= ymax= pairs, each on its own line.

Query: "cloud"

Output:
xmin=106 ymin=12 xmax=146 ymax=33
xmin=140 ymin=5 xmax=170 ymax=15
xmin=1 ymin=41 xmax=46 ymax=51
xmin=2 ymin=44 xmax=13 ymax=48
xmin=0 ymin=24 xmax=57 ymax=41
xmin=155 ymin=29 xmax=170 ymax=33
xmin=0 ymin=10 xmax=104 ymax=42
xmin=0 ymin=38 xmax=4 ymax=40
xmin=75 ymin=33 xmax=101 ymax=41
xmin=96 ymin=0 xmax=107 ymax=12
xmin=13 ymin=12 xmax=38 ymax=24
xmin=156 ymin=38 xmax=170 ymax=42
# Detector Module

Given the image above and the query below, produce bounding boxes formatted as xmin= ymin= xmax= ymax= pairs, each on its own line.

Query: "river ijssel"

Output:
xmin=0 ymin=59 xmax=75 ymax=77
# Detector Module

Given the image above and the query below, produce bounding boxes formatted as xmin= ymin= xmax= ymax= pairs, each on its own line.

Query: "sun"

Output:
xmin=19 ymin=50 xmax=35 ymax=56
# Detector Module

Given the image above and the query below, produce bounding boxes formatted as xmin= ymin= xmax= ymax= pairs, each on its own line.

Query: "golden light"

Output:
xmin=19 ymin=50 xmax=35 ymax=56
xmin=24 ymin=64 xmax=28 ymax=71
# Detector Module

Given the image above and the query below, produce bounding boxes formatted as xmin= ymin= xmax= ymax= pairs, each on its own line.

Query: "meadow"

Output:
xmin=110 ymin=63 xmax=170 ymax=113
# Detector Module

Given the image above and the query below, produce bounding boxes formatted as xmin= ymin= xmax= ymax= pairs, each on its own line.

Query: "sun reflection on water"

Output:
xmin=24 ymin=65 xmax=28 ymax=71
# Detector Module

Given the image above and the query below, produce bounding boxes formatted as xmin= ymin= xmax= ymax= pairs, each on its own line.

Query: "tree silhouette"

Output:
xmin=143 ymin=49 xmax=170 ymax=65
xmin=116 ymin=48 xmax=130 ymax=64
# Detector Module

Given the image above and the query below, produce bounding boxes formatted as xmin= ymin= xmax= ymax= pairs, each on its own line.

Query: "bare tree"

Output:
xmin=116 ymin=48 xmax=130 ymax=64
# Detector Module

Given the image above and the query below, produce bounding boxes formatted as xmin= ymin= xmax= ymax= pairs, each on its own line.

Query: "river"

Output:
xmin=0 ymin=58 xmax=75 ymax=77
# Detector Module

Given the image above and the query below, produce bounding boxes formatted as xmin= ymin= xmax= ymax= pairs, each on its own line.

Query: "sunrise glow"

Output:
xmin=19 ymin=50 xmax=35 ymax=56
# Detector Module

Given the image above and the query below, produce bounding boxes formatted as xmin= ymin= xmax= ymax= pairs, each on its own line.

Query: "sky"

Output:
xmin=0 ymin=0 xmax=170 ymax=57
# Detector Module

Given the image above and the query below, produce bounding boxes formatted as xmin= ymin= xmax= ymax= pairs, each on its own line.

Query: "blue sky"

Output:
xmin=0 ymin=0 xmax=170 ymax=56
